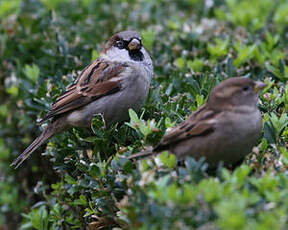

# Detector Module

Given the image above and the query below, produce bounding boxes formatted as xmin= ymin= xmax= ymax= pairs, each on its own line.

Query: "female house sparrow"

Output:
xmin=12 ymin=30 xmax=153 ymax=168
xmin=128 ymin=78 xmax=266 ymax=168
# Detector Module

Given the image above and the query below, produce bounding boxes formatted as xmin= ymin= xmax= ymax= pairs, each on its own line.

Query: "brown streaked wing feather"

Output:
xmin=39 ymin=59 xmax=127 ymax=122
xmin=76 ymin=60 xmax=127 ymax=97
xmin=53 ymin=84 xmax=77 ymax=104
xmin=155 ymin=105 xmax=217 ymax=150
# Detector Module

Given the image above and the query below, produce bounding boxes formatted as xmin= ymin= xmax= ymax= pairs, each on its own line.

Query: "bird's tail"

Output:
xmin=127 ymin=147 xmax=155 ymax=160
xmin=11 ymin=119 xmax=66 ymax=169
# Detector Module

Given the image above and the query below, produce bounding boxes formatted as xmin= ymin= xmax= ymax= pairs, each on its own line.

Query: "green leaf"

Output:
xmin=207 ymin=39 xmax=229 ymax=59
xmin=64 ymin=175 xmax=76 ymax=185
xmin=128 ymin=108 xmax=139 ymax=123
xmin=0 ymin=0 xmax=21 ymax=18
xmin=159 ymin=151 xmax=176 ymax=169
xmin=142 ymin=30 xmax=155 ymax=51
xmin=24 ymin=64 xmax=40 ymax=83
xmin=264 ymin=121 xmax=277 ymax=144
xmin=6 ymin=85 xmax=18 ymax=96
xmin=41 ymin=0 xmax=67 ymax=10
xmin=234 ymin=43 xmax=256 ymax=67
xmin=91 ymin=49 xmax=99 ymax=61
xmin=174 ymin=57 xmax=186 ymax=69
xmin=0 ymin=105 xmax=8 ymax=117
xmin=74 ymin=195 xmax=87 ymax=206
xmin=187 ymin=59 xmax=204 ymax=72
xmin=226 ymin=57 xmax=235 ymax=77
xmin=195 ymin=94 xmax=204 ymax=107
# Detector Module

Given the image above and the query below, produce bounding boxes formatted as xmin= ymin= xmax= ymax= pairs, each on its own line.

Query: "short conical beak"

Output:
xmin=128 ymin=38 xmax=141 ymax=50
xmin=254 ymin=81 xmax=267 ymax=93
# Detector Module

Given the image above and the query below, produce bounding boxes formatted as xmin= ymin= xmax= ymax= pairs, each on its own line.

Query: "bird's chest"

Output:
xmin=66 ymin=70 xmax=151 ymax=127
xmin=101 ymin=66 xmax=151 ymax=125
xmin=217 ymin=109 xmax=262 ymax=152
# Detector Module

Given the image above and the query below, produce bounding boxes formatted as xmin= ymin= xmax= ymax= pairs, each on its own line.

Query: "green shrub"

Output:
xmin=1 ymin=0 xmax=288 ymax=229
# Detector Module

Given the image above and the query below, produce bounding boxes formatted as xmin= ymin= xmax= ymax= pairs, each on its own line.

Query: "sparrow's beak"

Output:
xmin=128 ymin=38 xmax=141 ymax=50
xmin=254 ymin=81 xmax=267 ymax=93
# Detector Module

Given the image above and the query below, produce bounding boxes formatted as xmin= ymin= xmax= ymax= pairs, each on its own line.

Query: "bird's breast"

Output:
xmin=66 ymin=66 xmax=152 ymax=128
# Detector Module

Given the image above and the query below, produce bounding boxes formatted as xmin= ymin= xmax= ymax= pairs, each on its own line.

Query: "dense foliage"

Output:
xmin=1 ymin=0 xmax=288 ymax=229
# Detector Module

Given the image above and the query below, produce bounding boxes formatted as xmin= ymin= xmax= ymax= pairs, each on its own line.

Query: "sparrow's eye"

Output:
xmin=116 ymin=40 xmax=125 ymax=49
xmin=242 ymin=86 xmax=250 ymax=92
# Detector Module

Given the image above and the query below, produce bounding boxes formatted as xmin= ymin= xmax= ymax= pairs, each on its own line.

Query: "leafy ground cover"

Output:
xmin=1 ymin=0 xmax=288 ymax=229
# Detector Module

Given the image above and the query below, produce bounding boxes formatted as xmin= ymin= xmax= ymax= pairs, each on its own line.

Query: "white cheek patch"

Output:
xmin=105 ymin=47 xmax=131 ymax=62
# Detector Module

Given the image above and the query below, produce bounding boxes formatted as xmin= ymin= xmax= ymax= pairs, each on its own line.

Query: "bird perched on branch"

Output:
xmin=128 ymin=77 xmax=266 ymax=168
xmin=12 ymin=30 xmax=153 ymax=168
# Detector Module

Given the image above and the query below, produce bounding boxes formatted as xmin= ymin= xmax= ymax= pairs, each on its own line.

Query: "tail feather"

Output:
xmin=11 ymin=118 xmax=67 ymax=169
xmin=127 ymin=147 xmax=155 ymax=160
xmin=11 ymin=128 xmax=54 ymax=169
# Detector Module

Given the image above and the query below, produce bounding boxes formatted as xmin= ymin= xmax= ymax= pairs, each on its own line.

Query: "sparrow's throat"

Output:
xmin=129 ymin=49 xmax=144 ymax=62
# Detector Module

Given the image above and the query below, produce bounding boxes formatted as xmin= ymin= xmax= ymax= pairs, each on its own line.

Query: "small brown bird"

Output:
xmin=12 ymin=30 xmax=153 ymax=168
xmin=128 ymin=77 xmax=266 ymax=168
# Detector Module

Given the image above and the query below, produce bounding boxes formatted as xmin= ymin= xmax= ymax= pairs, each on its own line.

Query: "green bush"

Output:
xmin=1 ymin=0 xmax=288 ymax=229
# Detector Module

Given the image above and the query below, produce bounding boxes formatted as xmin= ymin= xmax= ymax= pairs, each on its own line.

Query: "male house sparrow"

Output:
xmin=128 ymin=78 xmax=266 ymax=168
xmin=12 ymin=30 xmax=153 ymax=168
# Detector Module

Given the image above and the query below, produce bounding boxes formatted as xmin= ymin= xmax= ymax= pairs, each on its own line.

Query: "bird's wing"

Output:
xmin=155 ymin=105 xmax=218 ymax=150
xmin=39 ymin=59 xmax=129 ymax=123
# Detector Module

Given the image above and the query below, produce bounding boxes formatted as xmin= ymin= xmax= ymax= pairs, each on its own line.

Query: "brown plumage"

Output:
xmin=12 ymin=30 xmax=153 ymax=168
xmin=12 ymin=117 xmax=68 ymax=168
xmin=128 ymin=77 xmax=267 ymax=168
xmin=40 ymin=60 xmax=126 ymax=123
